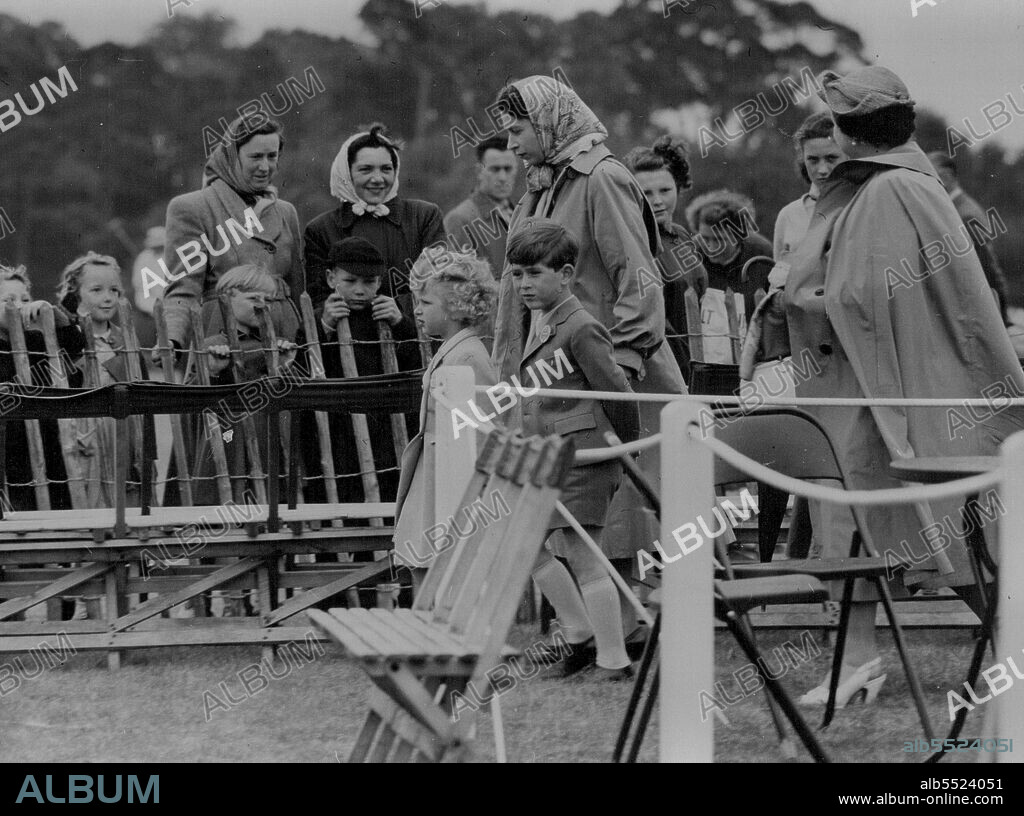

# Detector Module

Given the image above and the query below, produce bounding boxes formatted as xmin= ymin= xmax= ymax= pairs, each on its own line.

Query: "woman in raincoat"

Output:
xmin=491 ymin=75 xmax=685 ymax=644
xmin=785 ymin=66 xmax=1024 ymax=706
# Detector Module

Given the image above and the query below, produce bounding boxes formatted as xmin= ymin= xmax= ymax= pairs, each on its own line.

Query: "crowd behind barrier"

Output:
xmin=2 ymin=62 xmax=1022 ymax=764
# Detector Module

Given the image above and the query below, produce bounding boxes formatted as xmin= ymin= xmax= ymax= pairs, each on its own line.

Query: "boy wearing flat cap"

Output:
xmin=300 ymin=236 xmax=421 ymax=510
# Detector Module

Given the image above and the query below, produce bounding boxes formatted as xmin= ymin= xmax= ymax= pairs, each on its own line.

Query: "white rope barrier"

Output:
xmin=431 ymin=385 xmax=662 ymax=463
xmin=694 ymin=430 xmax=1003 ymax=505
xmin=438 ymin=383 xmax=1003 ymax=502
xmin=472 ymin=383 xmax=1024 ymax=408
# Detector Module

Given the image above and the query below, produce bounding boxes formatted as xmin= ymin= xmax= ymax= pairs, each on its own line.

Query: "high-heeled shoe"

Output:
xmin=798 ymin=657 xmax=887 ymax=707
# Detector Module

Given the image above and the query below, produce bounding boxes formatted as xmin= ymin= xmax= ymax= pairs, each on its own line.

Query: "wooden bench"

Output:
xmin=309 ymin=429 xmax=574 ymax=763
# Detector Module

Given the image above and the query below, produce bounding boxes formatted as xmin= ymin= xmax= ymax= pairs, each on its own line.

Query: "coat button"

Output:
xmin=814 ymin=287 xmax=825 ymax=296
xmin=819 ymin=343 xmax=833 ymax=356
xmin=266 ymin=244 xmax=276 ymax=254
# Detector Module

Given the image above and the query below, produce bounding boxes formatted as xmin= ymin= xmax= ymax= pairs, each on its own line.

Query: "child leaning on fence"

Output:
xmin=58 ymin=252 xmax=155 ymax=509
xmin=298 ymin=237 xmax=422 ymax=508
xmin=392 ymin=248 xmax=498 ymax=588
xmin=0 ymin=264 xmax=86 ymax=513
xmin=193 ymin=263 xmax=298 ymax=504
xmin=509 ymin=218 xmax=641 ymax=682
xmin=0 ymin=264 xmax=88 ymax=621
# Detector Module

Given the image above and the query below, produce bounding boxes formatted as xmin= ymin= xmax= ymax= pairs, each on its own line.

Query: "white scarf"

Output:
xmin=329 ymin=131 xmax=401 ymax=218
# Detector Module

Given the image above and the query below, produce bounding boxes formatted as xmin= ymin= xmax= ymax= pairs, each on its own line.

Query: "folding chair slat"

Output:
xmin=427 ymin=468 xmax=505 ymax=621
xmin=444 ymin=438 xmax=535 ymax=632
xmin=463 ymin=441 xmax=569 ymax=654
xmin=346 ymin=607 xmax=436 ymax=659
xmin=717 ymin=575 xmax=829 ymax=616
xmin=376 ymin=665 xmax=457 ymax=742
xmin=419 ymin=433 xmax=512 ymax=616
xmin=730 ymin=558 xmax=891 ymax=581
xmin=348 ymin=710 xmax=383 ymax=763
xmin=371 ymin=608 xmax=468 ymax=659
xmin=323 ymin=610 xmax=400 ymax=658
xmin=307 ymin=608 xmax=382 ymax=660
xmin=369 ymin=725 xmax=397 ymax=762
xmin=385 ymin=706 xmax=443 ymax=761
xmin=391 ymin=609 xmax=471 ymax=658
xmin=391 ymin=740 xmax=415 ymax=763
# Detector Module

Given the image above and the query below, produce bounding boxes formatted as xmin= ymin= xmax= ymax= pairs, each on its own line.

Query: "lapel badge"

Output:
xmin=539 ymin=324 xmax=552 ymax=343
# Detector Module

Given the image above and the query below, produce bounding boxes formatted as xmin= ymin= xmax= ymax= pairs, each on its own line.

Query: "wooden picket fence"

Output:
xmin=0 ymin=296 xmax=431 ymax=667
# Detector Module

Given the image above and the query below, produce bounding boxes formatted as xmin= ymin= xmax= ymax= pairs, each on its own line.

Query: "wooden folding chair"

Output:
xmin=309 ymin=429 xmax=574 ymax=762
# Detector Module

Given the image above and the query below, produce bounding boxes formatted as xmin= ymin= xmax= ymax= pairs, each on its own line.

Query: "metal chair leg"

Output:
xmin=613 ymin=613 xmax=661 ymax=762
xmin=822 ymin=576 xmax=854 ymax=729
xmin=723 ymin=612 xmax=830 ymax=762
xmin=873 ymin=576 xmax=935 ymax=740
xmin=627 ymin=667 xmax=660 ymax=764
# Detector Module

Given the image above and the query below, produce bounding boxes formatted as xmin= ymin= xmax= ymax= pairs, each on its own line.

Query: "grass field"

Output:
xmin=0 ymin=624 xmax=991 ymax=763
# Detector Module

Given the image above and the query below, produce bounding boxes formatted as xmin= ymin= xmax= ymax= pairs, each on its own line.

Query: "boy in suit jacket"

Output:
xmin=510 ymin=218 xmax=639 ymax=681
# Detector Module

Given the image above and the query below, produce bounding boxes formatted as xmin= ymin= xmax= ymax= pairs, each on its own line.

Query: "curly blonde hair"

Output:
xmin=410 ymin=247 xmax=497 ymax=327
xmin=57 ymin=252 xmax=123 ymax=303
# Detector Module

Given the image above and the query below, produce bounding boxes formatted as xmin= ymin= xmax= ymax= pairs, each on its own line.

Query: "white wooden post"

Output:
xmin=659 ymin=400 xmax=715 ymax=762
xmin=432 ymin=366 xmax=477 ymax=532
xmin=996 ymin=430 xmax=1024 ymax=763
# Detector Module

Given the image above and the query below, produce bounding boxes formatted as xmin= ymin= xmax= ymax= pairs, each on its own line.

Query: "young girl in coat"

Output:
xmin=392 ymin=248 xmax=498 ymax=591
xmin=58 ymin=252 xmax=146 ymax=509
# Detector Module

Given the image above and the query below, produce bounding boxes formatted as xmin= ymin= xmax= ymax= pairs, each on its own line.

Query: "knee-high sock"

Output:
xmin=580 ymin=576 xmax=629 ymax=670
xmin=532 ymin=559 xmax=592 ymax=644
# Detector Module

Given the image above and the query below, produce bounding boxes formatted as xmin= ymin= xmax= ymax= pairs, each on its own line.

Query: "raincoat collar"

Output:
xmin=827 ymin=141 xmax=937 ymax=187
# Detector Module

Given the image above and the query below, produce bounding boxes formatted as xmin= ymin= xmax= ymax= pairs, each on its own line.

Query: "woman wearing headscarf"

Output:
xmin=161 ymin=115 xmax=302 ymax=350
xmin=491 ymin=76 xmax=686 ymax=650
xmin=303 ymin=123 xmax=446 ymax=310
xmin=785 ymin=66 xmax=1024 ymax=706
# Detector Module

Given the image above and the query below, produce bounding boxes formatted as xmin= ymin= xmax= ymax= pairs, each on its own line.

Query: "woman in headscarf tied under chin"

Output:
xmin=303 ymin=123 xmax=446 ymax=311
xmin=491 ymin=76 xmax=687 ymax=649
xmin=161 ymin=115 xmax=303 ymax=353
xmin=785 ymin=65 xmax=1024 ymax=706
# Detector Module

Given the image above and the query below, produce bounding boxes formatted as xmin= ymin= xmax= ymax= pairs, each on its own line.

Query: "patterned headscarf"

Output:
xmin=511 ymin=76 xmax=608 ymax=193
xmin=329 ymin=130 xmax=401 ymax=218
xmin=203 ymin=116 xmax=280 ymax=202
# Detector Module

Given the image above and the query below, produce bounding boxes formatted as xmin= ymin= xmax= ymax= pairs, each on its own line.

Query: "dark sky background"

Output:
xmin=4 ymin=0 xmax=1023 ymax=154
